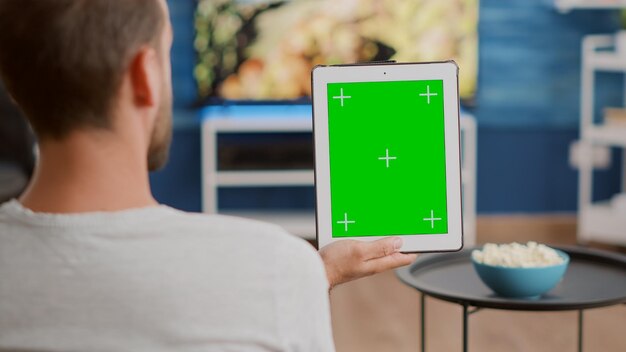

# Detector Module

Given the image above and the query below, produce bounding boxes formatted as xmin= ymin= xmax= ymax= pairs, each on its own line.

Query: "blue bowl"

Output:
xmin=472 ymin=249 xmax=570 ymax=299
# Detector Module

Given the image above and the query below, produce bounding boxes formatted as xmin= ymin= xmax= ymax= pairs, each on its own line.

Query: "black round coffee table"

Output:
xmin=396 ymin=246 xmax=626 ymax=352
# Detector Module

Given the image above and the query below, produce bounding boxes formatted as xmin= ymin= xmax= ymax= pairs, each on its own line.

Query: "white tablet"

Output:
xmin=312 ymin=61 xmax=463 ymax=253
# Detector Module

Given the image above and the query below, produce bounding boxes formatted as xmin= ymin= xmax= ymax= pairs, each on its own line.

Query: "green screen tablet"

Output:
xmin=313 ymin=62 xmax=463 ymax=252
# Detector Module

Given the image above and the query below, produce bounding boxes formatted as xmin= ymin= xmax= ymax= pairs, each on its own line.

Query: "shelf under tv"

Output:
xmin=215 ymin=170 xmax=314 ymax=187
xmin=201 ymin=106 xmax=477 ymax=244
xmin=220 ymin=210 xmax=317 ymax=240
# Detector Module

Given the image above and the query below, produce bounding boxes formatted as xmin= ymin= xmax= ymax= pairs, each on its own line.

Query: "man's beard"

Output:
xmin=147 ymin=93 xmax=173 ymax=172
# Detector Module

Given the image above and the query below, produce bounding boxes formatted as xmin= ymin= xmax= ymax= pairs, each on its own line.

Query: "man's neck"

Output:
xmin=19 ymin=131 xmax=157 ymax=213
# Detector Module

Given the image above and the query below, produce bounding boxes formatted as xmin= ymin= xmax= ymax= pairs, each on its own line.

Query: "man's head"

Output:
xmin=0 ymin=0 xmax=173 ymax=171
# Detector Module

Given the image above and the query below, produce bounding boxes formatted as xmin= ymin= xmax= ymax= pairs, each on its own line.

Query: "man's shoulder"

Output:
xmin=160 ymin=207 xmax=325 ymax=283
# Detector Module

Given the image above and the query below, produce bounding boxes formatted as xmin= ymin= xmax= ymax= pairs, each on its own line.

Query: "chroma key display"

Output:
xmin=327 ymin=80 xmax=448 ymax=237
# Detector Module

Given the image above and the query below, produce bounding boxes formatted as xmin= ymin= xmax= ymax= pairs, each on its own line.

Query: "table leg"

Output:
xmin=463 ymin=304 xmax=469 ymax=352
xmin=421 ymin=293 xmax=426 ymax=352
xmin=578 ymin=310 xmax=584 ymax=352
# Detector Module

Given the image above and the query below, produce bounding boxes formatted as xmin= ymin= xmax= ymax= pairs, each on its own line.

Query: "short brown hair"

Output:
xmin=0 ymin=0 xmax=164 ymax=139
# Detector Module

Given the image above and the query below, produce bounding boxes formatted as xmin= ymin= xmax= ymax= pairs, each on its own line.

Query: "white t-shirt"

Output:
xmin=0 ymin=200 xmax=335 ymax=352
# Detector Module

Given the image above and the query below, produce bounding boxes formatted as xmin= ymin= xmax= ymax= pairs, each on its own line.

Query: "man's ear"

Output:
xmin=128 ymin=47 xmax=161 ymax=108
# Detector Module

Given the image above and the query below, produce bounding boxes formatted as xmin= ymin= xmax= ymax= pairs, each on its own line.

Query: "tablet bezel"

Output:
xmin=312 ymin=61 xmax=463 ymax=253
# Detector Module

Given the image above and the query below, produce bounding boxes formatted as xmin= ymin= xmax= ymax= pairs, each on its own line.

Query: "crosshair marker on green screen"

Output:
xmin=327 ymin=80 xmax=448 ymax=237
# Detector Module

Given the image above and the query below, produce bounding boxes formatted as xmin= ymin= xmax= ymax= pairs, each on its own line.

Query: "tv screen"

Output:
xmin=194 ymin=0 xmax=478 ymax=103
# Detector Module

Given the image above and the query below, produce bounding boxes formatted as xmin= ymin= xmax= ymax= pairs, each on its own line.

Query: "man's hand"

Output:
xmin=319 ymin=237 xmax=418 ymax=289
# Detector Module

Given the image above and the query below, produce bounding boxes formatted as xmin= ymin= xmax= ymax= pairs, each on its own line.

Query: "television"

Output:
xmin=194 ymin=0 xmax=478 ymax=104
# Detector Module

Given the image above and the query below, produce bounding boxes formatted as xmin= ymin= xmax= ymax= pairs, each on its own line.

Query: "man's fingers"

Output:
xmin=365 ymin=252 xmax=418 ymax=275
xmin=320 ymin=238 xmax=419 ymax=288
xmin=359 ymin=237 xmax=404 ymax=260
xmin=364 ymin=252 xmax=418 ymax=275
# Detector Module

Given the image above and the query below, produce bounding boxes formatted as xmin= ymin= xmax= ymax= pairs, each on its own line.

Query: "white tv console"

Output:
xmin=201 ymin=106 xmax=477 ymax=246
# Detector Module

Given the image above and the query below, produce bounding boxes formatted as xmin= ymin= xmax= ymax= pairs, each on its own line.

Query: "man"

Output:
xmin=0 ymin=0 xmax=416 ymax=350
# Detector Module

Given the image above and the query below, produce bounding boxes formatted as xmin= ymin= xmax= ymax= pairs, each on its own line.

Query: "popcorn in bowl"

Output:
xmin=472 ymin=241 xmax=565 ymax=268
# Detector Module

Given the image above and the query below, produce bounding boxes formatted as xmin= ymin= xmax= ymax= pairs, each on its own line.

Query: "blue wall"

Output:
xmin=473 ymin=0 xmax=623 ymax=213
xmin=151 ymin=0 xmax=623 ymax=214
xmin=168 ymin=0 xmax=196 ymax=109
xmin=477 ymin=0 xmax=622 ymax=127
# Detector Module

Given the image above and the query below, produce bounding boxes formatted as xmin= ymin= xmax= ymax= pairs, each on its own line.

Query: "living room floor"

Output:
xmin=330 ymin=216 xmax=626 ymax=352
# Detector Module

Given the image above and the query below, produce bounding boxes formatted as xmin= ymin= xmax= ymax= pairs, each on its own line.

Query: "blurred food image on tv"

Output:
xmin=195 ymin=0 xmax=478 ymax=102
